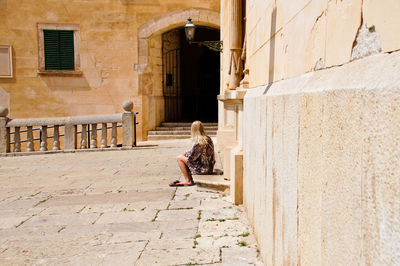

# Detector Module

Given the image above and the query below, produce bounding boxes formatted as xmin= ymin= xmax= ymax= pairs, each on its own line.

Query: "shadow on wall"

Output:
xmin=264 ymin=7 xmax=277 ymax=95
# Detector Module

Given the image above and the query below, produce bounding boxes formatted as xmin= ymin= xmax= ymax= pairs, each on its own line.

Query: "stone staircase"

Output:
xmin=147 ymin=122 xmax=218 ymax=140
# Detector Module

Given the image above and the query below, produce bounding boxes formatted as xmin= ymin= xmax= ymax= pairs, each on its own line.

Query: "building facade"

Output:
xmin=0 ymin=0 xmax=220 ymax=140
xmin=218 ymin=0 xmax=400 ymax=264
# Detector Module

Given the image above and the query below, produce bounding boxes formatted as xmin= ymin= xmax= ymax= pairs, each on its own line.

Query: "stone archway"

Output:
xmin=137 ymin=8 xmax=220 ymax=71
xmin=136 ymin=8 xmax=220 ymax=139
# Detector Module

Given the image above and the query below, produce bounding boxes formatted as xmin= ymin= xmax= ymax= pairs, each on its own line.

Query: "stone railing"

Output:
xmin=0 ymin=101 xmax=138 ymax=154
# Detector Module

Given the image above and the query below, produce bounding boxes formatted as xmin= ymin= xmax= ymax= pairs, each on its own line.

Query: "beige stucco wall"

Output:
xmin=244 ymin=52 xmax=400 ymax=265
xmin=0 ymin=0 xmax=219 ymax=140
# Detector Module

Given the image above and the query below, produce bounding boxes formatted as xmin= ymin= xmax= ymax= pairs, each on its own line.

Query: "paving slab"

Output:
xmin=0 ymin=139 xmax=263 ymax=265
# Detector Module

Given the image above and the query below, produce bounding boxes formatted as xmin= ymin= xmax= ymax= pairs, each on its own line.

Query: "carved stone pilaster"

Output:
xmin=227 ymin=0 xmax=243 ymax=91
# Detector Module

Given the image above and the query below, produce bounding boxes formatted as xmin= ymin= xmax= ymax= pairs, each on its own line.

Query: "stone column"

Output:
xmin=0 ymin=107 xmax=9 ymax=153
xmin=227 ymin=0 xmax=243 ymax=91
xmin=122 ymin=101 xmax=134 ymax=148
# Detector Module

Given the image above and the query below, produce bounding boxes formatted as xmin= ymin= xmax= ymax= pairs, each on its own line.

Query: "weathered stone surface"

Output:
xmin=201 ymin=207 xmax=240 ymax=221
xmin=156 ymin=209 xmax=198 ymax=221
xmin=136 ymin=239 xmax=219 ymax=266
xmin=351 ymin=23 xmax=383 ymax=60
xmin=221 ymin=247 xmax=260 ymax=265
xmin=168 ymin=199 xmax=200 ymax=210
xmin=96 ymin=210 xmax=158 ymax=224
xmin=0 ymin=106 xmax=8 ymax=117
xmin=243 ymin=51 xmax=400 ymax=264
xmin=363 ymin=0 xmax=400 ymax=53
xmin=0 ymin=139 xmax=262 ymax=264
xmin=199 ymin=219 xmax=251 ymax=238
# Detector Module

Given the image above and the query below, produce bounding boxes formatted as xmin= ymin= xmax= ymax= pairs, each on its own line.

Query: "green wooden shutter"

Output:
xmin=44 ymin=30 xmax=74 ymax=70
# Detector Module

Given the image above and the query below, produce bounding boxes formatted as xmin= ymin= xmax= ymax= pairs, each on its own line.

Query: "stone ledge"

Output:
xmin=37 ymin=70 xmax=83 ymax=77
xmin=193 ymin=172 xmax=229 ymax=192
xmin=246 ymin=51 xmax=400 ymax=99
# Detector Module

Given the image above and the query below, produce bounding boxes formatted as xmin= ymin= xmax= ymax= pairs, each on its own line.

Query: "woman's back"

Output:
xmin=185 ymin=136 xmax=215 ymax=174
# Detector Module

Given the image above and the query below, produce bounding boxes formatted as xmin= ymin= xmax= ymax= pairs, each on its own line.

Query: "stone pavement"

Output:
xmin=0 ymin=139 xmax=263 ymax=265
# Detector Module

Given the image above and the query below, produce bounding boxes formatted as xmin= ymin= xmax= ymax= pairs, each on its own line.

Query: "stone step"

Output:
xmin=155 ymin=126 xmax=218 ymax=131
xmin=148 ymin=122 xmax=218 ymax=140
xmin=147 ymin=135 xmax=192 ymax=140
xmin=148 ymin=130 xmax=217 ymax=135
xmin=161 ymin=122 xmax=218 ymax=127
xmin=193 ymin=171 xmax=229 ymax=192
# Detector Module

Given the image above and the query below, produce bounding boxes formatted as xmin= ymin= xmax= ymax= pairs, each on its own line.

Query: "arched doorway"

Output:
xmin=162 ymin=27 xmax=220 ymax=122
xmin=137 ymin=8 xmax=220 ymax=139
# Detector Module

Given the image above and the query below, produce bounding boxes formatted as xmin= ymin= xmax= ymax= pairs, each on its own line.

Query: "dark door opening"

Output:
xmin=162 ymin=27 xmax=220 ymax=122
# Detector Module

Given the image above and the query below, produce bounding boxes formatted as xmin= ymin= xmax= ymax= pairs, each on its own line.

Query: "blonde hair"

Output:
xmin=191 ymin=120 xmax=208 ymax=145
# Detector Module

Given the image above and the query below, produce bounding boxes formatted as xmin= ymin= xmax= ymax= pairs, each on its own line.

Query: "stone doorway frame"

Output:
xmin=136 ymin=8 xmax=220 ymax=139
xmin=137 ymin=8 xmax=220 ymax=73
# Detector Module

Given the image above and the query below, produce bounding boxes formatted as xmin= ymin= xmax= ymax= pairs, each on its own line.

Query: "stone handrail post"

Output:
xmin=0 ymin=107 xmax=10 ymax=153
xmin=122 ymin=101 xmax=134 ymax=148
xmin=0 ymin=101 xmax=136 ymax=154
xmin=64 ymin=124 xmax=77 ymax=150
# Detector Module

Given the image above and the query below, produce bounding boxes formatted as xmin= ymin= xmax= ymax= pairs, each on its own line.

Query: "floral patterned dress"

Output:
xmin=185 ymin=136 xmax=215 ymax=174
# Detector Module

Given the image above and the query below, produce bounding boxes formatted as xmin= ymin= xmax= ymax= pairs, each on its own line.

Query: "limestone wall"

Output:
xmin=237 ymin=1 xmax=400 ymax=264
xmin=244 ymin=52 xmax=400 ymax=265
xmin=0 ymin=0 xmax=219 ymax=140
xmin=246 ymin=0 xmax=400 ymax=87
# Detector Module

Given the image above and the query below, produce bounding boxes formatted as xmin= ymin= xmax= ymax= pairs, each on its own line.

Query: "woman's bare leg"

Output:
xmin=177 ymin=154 xmax=193 ymax=185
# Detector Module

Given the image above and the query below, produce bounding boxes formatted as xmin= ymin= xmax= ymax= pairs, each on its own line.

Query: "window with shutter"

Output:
xmin=44 ymin=30 xmax=75 ymax=71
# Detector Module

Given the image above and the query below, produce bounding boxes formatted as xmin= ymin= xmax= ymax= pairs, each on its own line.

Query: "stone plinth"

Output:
xmin=243 ymin=51 xmax=400 ymax=265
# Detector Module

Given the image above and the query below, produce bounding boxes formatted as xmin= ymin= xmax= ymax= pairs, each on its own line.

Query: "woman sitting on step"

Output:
xmin=170 ymin=121 xmax=215 ymax=187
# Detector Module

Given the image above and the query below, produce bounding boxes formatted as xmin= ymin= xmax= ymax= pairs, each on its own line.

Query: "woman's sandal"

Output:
xmin=169 ymin=180 xmax=180 ymax=187
xmin=169 ymin=180 xmax=195 ymax=187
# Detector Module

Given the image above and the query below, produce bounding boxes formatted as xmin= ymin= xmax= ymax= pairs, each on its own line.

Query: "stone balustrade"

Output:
xmin=0 ymin=101 xmax=137 ymax=154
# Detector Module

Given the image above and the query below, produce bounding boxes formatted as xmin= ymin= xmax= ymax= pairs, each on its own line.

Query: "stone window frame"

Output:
xmin=37 ymin=23 xmax=82 ymax=76
xmin=0 ymin=45 xmax=13 ymax=78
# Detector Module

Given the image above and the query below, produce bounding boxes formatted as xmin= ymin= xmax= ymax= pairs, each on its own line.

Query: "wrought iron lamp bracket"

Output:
xmin=189 ymin=40 xmax=223 ymax=53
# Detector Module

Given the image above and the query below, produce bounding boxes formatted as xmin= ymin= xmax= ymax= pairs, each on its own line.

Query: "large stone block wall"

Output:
xmin=246 ymin=0 xmax=400 ymax=87
xmin=0 ymin=0 xmax=219 ymax=140
xmin=244 ymin=52 xmax=400 ymax=265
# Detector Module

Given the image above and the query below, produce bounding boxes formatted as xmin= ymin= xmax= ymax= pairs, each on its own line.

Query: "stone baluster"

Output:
xmin=53 ymin=125 xmax=60 ymax=150
xmin=110 ymin=122 xmax=117 ymax=148
xmin=40 ymin=126 xmax=48 ymax=151
xmin=27 ymin=126 xmax=34 ymax=152
xmin=101 ymin=123 xmax=107 ymax=148
xmin=90 ymin=123 xmax=97 ymax=148
xmin=13 ymin=127 xmax=21 ymax=152
xmin=0 ymin=107 xmax=10 ymax=153
xmin=122 ymin=101 xmax=134 ymax=148
xmin=81 ymin=124 xmax=87 ymax=149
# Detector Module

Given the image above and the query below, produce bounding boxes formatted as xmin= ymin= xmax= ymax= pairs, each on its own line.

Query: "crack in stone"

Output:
xmin=91 ymin=212 xmax=104 ymax=225
xmin=76 ymin=206 xmax=86 ymax=214
xmin=33 ymin=195 xmax=53 ymax=207
xmin=0 ymin=248 xmax=8 ymax=255
xmin=135 ymin=240 xmax=150 ymax=265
